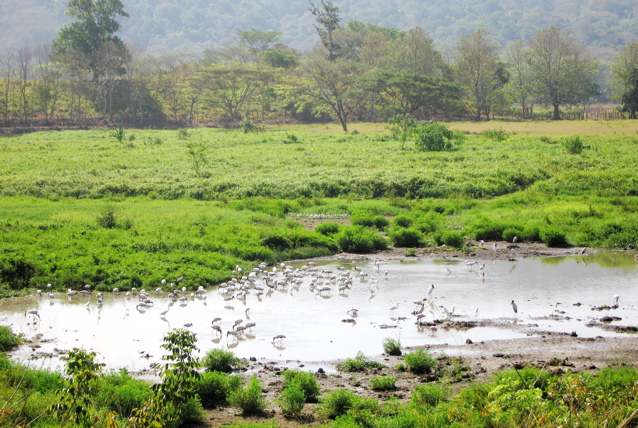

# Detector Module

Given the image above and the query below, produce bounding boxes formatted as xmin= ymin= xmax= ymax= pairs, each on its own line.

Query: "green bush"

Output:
xmin=282 ymin=369 xmax=321 ymax=402
xmin=227 ymin=375 xmax=266 ymax=415
xmin=279 ymin=384 xmax=306 ymax=417
xmin=317 ymin=388 xmax=360 ymax=419
xmin=392 ymin=214 xmax=413 ymax=228
xmin=403 ymin=349 xmax=437 ymax=375
xmin=412 ymin=121 xmax=464 ymax=152
xmin=195 ymin=371 xmax=243 ymax=407
xmin=96 ymin=369 xmax=153 ymax=418
xmin=337 ymin=352 xmax=386 ymax=372
xmin=502 ymin=227 xmax=522 ymax=242
xmin=0 ymin=326 xmax=22 ymax=351
xmin=350 ymin=212 xmax=390 ymax=230
xmin=315 ymin=222 xmax=342 ymax=236
xmin=336 ymin=226 xmax=388 ymax=253
xmin=410 ymin=384 xmax=450 ymax=408
xmin=540 ymin=226 xmax=569 ymax=247
xmin=434 ymin=230 xmax=465 ymax=248
xmin=370 ymin=376 xmax=396 ymax=391
xmin=201 ymin=349 xmax=243 ymax=373
xmin=389 ymin=228 xmax=425 ymax=248
xmin=382 ymin=338 xmax=402 ymax=356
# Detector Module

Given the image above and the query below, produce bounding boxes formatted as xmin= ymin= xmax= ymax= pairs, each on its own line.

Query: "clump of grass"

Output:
xmin=201 ymin=349 xmax=244 ymax=373
xmin=403 ymin=349 xmax=437 ymax=375
xmin=382 ymin=338 xmax=402 ymax=356
xmin=409 ymin=384 xmax=450 ymax=408
xmin=370 ymin=376 xmax=396 ymax=391
xmin=227 ymin=375 xmax=266 ymax=415
xmin=337 ymin=352 xmax=386 ymax=372
xmin=317 ymin=388 xmax=377 ymax=419
xmin=564 ymin=136 xmax=585 ymax=154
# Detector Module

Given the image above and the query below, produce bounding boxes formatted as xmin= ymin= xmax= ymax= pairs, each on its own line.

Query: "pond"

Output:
xmin=2 ymin=251 xmax=637 ymax=373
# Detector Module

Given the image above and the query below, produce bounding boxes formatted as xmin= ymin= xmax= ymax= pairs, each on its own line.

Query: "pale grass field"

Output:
xmin=273 ymin=120 xmax=638 ymax=136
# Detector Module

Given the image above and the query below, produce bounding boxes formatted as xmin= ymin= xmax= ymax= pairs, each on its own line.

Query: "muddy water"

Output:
xmin=2 ymin=252 xmax=636 ymax=372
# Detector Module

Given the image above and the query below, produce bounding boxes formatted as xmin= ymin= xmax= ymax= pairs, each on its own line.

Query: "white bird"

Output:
xmin=427 ymin=284 xmax=435 ymax=298
xmin=272 ymin=334 xmax=286 ymax=343
xmin=493 ymin=242 xmax=498 ymax=252
xmin=613 ymin=294 xmax=619 ymax=306
xmin=159 ymin=307 xmax=170 ymax=317
xmin=511 ymin=300 xmax=518 ymax=314
xmin=25 ymin=309 xmax=40 ymax=321
xmin=389 ymin=303 xmax=400 ymax=314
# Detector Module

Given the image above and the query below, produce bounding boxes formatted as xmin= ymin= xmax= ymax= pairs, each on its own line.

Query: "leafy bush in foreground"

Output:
xmin=403 ymin=349 xmax=437 ymax=375
xmin=0 ymin=326 xmax=23 ymax=351
xmin=282 ymin=369 xmax=321 ymax=402
xmin=227 ymin=375 xmax=266 ymax=415
xmin=201 ymin=349 xmax=243 ymax=373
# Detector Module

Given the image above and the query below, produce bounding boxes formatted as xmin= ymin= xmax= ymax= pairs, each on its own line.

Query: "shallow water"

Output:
xmin=2 ymin=251 xmax=636 ymax=372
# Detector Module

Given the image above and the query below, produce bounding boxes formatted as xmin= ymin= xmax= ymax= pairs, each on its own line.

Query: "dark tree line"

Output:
xmin=0 ymin=0 xmax=633 ymax=130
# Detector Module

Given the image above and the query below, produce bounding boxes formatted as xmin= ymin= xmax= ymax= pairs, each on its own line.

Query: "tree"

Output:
xmin=309 ymin=0 xmax=342 ymax=62
xmin=386 ymin=27 xmax=448 ymax=77
xmin=504 ymin=41 xmax=535 ymax=118
xmin=53 ymin=0 xmax=130 ymax=81
xmin=236 ymin=28 xmax=282 ymax=62
xmin=297 ymin=49 xmax=367 ymax=131
xmin=611 ymin=43 xmax=638 ymax=118
xmin=526 ymin=26 xmax=598 ymax=120
xmin=0 ymin=50 xmax=16 ymax=125
xmin=453 ymin=29 xmax=506 ymax=121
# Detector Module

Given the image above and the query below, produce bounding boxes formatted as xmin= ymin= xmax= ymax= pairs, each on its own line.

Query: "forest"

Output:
xmin=2 ymin=0 xmax=638 ymax=130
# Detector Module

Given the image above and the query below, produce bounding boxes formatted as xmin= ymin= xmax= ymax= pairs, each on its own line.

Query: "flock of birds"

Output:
xmin=24 ymin=245 xmax=629 ymax=354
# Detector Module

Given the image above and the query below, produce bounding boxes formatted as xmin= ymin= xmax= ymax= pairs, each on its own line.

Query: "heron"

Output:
xmin=159 ymin=307 xmax=170 ymax=317
xmin=389 ymin=303 xmax=400 ymax=314
xmin=511 ymin=300 xmax=518 ymax=314
xmin=613 ymin=294 xmax=619 ymax=306
xmin=427 ymin=284 xmax=435 ymax=298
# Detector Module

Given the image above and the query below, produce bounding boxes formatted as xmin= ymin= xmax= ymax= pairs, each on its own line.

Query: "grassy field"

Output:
xmin=0 ymin=121 xmax=637 ymax=294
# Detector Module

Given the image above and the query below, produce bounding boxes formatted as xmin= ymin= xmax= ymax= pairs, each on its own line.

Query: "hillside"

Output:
xmin=2 ymin=0 xmax=637 ymax=59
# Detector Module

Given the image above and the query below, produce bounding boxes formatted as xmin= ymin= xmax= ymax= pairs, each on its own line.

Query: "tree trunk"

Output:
xmin=552 ymin=103 xmax=561 ymax=120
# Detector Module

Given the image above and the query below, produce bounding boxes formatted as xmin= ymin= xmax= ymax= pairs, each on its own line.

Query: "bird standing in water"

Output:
xmin=511 ymin=300 xmax=518 ymax=314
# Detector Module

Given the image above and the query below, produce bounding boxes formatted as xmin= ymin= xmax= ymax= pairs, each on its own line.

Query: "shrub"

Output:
xmin=315 ymin=222 xmax=342 ymax=236
xmin=389 ymin=228 xmax=425 ymax=248
xmin=0 ymin=326 xmax=22 ymax=351
xmin=336 ymin=226 xmax=388 ymax=253
xmin=434 ymin=230 xmax=465 ymax=248
xmin=195 ymin=371 xmax=243 ymax=407
xmin=382 ymin=338 xmax=402 ymax=356
xmin=410 ymin=384 xmax=450 ymax=408
xmin=403 ymin=349 xmax=437 ymax=375
xmin=540 ymin=226 xmax=569 ymax=247
xmin=337 ymin=352 xmax=386 ymax=372
xmin=282 ymin=133 xmax=301 ymax=144
xmin=317 ymin=388 xmax=359 ymax=419
xmin=240 ymin=118 xmax=264 ymax=133
xmin=412 ymin=121 xmax=463 ymax=152
xmin=392 ymin=214 xmax=413 ymax=228
xmin=279 ymin=384 xmax=306 ymax=417
xmin=350 ymin=212 xmax=390 ymax=230
xmin=370 ymin=376 xmax=396 ymax=391
xmin=227 ymin=375 xmax=266 ymax=415
xmin=201 ymin=349 xmax=243 ymax=373
xmin=96 ymin=369 xmax=153 ymax=417
xmin=111 ymin=124 xmax=126 ymax=143
xmin=282 ymin=370 xmax=321 ymax=402
xmin=502 ymin=227 xmax=523 ymax=243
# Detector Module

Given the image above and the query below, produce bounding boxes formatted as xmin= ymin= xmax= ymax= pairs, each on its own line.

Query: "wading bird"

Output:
xmin=511 ymin=300 xmax=518 ymax=314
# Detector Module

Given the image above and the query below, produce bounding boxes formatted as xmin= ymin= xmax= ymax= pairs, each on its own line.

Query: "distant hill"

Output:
xmin=2 ymin=0 xmax=637 ymax=60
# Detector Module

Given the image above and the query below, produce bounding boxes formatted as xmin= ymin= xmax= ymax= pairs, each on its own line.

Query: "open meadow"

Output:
xmin=0 ymin=121 xmax=637 ymax=427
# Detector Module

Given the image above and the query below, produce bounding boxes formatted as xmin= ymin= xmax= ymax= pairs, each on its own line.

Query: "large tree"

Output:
xmin=526 ymin=26 xmax=598 ymax=120
xmin=611 ymin=42 xmax=638 ymax=118
xmin=53 ymin=0 xmax=130 ymax=81
xmin=453 ymin=29 xmax=506 ymax=121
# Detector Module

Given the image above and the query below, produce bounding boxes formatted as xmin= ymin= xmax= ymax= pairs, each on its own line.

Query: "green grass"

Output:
xmin=0 ymin=126 xmax=636 ymax=295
